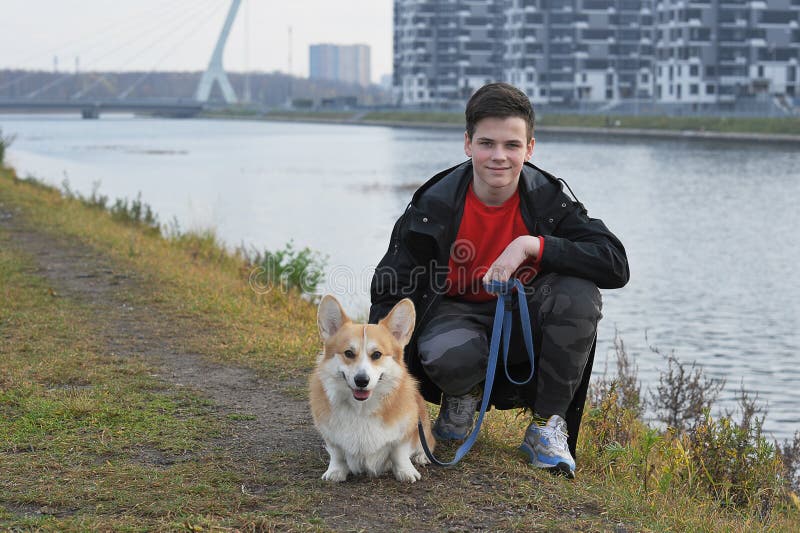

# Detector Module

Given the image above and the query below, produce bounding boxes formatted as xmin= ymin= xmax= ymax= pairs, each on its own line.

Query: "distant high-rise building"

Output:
xmin=309 ymin=44 xmax=371 ymax=87
xmin=393 ymin=0 xmax=799 ymax=106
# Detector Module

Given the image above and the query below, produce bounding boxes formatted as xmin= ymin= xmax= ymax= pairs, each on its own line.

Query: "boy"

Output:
xmin=369 ymin=83 xmax=629 ymax=478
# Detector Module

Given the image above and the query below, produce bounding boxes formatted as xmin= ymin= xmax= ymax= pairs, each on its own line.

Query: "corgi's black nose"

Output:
xmin=354 ymin=373 xmax=370 ymax=388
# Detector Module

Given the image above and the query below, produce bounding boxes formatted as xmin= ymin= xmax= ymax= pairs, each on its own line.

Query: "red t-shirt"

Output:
xmin=446 ymin=184 xmax=544 ymax=302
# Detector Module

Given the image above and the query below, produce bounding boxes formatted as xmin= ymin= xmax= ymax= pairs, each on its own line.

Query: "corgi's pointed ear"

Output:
xmin=379 ymin=298 xmax=416 ymax=347
xmin=318 ymin=295 xmax=350 ymax=341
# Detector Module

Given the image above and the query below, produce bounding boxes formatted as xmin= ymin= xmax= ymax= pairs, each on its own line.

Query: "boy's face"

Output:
xmin=464 ymin=116 xmax=535 ymax=202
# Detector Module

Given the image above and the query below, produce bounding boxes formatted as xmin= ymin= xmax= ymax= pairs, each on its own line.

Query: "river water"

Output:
xmin=2 ymin=114 xmax=798 ymax=440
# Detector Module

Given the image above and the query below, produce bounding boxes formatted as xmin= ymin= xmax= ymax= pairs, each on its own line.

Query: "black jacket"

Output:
xmin=369 ymin=160 xmax=629 ymax=455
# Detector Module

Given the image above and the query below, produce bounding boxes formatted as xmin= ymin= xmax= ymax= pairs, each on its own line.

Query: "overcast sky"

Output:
xmin=0 ymin=0 xmax=393 ymax=83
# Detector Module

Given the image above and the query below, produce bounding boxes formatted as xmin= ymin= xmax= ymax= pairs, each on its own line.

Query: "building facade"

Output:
xmin=394 ymin=0 xmax=504 ymax=105
xmin=393 ymin=0 xmax=800 ymax=106
xmin=503 ymin=0 xmax=655 ymax=104
xmin=309 ymin=44 xmax=371 ymax=87
xmin=654 ymin=0 xmax=800 ymax=105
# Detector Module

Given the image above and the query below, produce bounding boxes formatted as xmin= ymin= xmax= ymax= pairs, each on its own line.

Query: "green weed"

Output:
xmin=0 ymin=127 xmax=14 ymax=166
xmin=246 ymin=240 xmax=327 ymax=296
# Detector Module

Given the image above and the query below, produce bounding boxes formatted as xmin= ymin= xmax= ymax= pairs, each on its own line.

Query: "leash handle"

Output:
xmin=419 ymin=278 xmax=535 ymax=466
xmin=501 ymin=279 xmax=536 ymax=385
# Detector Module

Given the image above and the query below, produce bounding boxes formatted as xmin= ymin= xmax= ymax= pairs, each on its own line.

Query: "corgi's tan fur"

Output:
xmin=309 ymin=295 xmax=435 ymax=482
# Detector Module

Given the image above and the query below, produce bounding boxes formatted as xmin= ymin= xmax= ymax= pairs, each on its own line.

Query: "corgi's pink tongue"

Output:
xmin=352 ymin=389 xmax=371 ymax=401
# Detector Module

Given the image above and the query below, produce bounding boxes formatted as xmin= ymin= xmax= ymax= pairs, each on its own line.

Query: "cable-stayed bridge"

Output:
xmin=0 ymin=0 xmax=244 ymax=118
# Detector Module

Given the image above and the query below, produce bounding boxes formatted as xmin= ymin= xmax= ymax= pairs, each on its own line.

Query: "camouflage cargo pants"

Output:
xmin=417 ymin=273 xmax=603 ymax=418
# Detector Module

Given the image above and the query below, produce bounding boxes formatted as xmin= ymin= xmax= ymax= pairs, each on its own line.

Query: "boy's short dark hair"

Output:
xmin=465 ymin=82 xmax=535 ymax=140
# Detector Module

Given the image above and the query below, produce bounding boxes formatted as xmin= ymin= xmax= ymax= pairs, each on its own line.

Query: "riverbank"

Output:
xmin=1 ymin=164 xmax=799 ymax=531
xmin=201 ymin=109 xmax=800 ymax=144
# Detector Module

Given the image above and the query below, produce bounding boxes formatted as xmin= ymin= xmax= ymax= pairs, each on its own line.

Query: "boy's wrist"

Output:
xmin=518 ymin=235 xmax=541 ymax=260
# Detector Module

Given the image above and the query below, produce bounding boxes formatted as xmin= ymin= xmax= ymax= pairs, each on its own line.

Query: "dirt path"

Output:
xmin=2 ymin=204 xmax=535 ymax=531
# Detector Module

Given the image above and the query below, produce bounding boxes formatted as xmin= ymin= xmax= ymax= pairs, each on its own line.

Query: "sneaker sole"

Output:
xmin=518 ymin=444 xmax=576 ymax=479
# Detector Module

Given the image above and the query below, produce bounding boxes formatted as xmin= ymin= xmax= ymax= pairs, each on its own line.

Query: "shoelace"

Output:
xmin=448 ymin=395 xmax=477 ymax=422
xmin=538 ymin=423 xmax=569 ymax=452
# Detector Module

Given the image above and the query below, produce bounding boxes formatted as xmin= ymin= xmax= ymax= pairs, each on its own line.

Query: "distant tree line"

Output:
xmin=0 ymin=69 xmax=391 ymax=108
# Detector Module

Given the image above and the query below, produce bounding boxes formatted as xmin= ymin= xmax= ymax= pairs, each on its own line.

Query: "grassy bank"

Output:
xmin=1 ymin=164 xmax=799 ymax=531
xmin=249 ymin=109 xmax=800 ymax=137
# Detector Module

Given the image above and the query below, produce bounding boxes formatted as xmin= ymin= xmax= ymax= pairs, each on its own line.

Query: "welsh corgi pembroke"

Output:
xmin=309 ymin=295 xmax=435 ymax=482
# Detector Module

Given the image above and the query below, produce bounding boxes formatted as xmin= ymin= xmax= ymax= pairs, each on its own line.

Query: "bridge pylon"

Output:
xmin=195 ymin=0 xmax=242 ymax=104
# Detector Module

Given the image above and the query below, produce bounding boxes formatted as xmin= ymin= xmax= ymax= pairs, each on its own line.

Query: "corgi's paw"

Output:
xmin=412 ymin=451 xmax=431 ymax=465
xmin=321 ymin=467 xmax=348 ymax=482
xmin=393 ymin=465 xmax=421 ymax=483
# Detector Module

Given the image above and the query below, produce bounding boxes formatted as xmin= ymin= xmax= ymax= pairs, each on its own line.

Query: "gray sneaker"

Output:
xmin=433 ymin=389 xmax=482 ymax=440
xmin=519 ymin=414 xmax=576 ymax=479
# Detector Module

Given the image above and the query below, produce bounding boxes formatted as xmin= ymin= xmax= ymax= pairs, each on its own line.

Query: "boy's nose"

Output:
xmin=491 ymin=148 xmax=506 ymax=160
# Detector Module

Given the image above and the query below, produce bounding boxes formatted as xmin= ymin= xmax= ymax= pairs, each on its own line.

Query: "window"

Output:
xmin=706 ymin=84 xmax=715 ymax=94
xmin=690 ymin=65 xmax=699 ymax=76
xmin=690 ymin=84 xmax=699 ymax=95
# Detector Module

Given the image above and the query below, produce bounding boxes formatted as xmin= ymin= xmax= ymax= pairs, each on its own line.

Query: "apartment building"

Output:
xmin=394 ymin=0 xmax=504 ymax=104
xmin=654 ymin=0 xmax=800 ymax=105
xmin=393 ymin=0 xmax=800 ymax=105
xmin=309 ymin=44 xmax=371 ymax=87
xmin=503 ymin=0 xmax=655 ymax=104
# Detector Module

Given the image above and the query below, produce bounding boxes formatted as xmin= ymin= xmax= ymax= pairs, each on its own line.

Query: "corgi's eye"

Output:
xmin=344 ymin=350 xmax=356 ymax=359
xmin=371 ymin=351 xmax=382 ymax=360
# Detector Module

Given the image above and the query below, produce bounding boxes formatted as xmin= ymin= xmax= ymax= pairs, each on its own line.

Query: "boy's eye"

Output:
xmin=371 ymin=351 xmax=382 ymax=360
xmin=344 ymin=350 xmax=356 ymax=359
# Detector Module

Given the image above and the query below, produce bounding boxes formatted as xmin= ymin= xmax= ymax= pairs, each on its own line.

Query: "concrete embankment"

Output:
xmin=238 ymin=114 xmax=800 ymax=145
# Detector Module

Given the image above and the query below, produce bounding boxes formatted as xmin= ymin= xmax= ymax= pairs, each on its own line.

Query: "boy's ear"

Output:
xmin=318 ymin=295 xmax=350 ymax=342
xmin=464 ymin=130 xmax=472 ymax=157
xmin=379 ymin=298 xmax=416 ymax=347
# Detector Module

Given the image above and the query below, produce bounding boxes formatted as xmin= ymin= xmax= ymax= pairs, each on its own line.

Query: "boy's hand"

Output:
xmin=483 ymin=236 xmax=541 ymax=284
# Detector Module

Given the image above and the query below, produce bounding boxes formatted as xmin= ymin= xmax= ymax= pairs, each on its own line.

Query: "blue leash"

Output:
xmin=418 ymin=278 xmax=535 ymax=466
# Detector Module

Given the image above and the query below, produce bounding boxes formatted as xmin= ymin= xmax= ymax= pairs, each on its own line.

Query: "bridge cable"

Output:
xmin=117 ymin=0 xmax=230 ymax=100
xmin=0 ymin=0 xmax=197 ymax=94
xmin=70 ymin=0 xmax=222 ymax=99
xmin=25 ymin=0 xmax=203 ymax=98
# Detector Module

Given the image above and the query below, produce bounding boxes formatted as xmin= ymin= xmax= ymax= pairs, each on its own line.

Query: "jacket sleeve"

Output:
xmin=539 ymin=204 xmax=629 ymax=289
xmin=368 ymin=209 xmax=427 ymax=323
